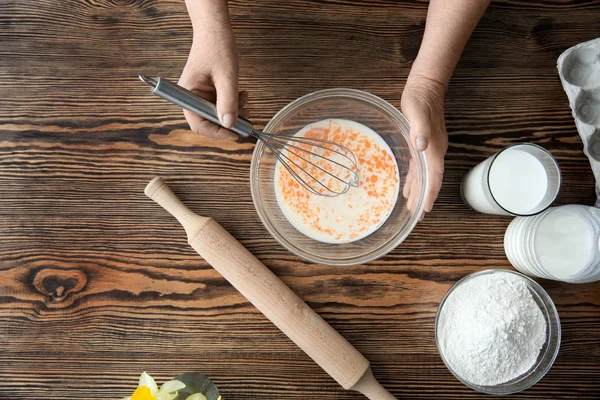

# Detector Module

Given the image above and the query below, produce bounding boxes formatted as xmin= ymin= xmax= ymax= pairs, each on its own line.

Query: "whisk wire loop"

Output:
xmin=256 ymin=130 xmax=360 ymax=197
xmin=262 ymin=140 xmax=338 ymax=196
xmin=262 ymin=132 xmax=358 ymax=161
xmin=266 ymin=137 xmax=356 ymax=186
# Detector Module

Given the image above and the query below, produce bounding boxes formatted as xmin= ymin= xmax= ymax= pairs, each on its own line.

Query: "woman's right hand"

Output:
xmin=178 ymin=26 xmax=248 ymax=140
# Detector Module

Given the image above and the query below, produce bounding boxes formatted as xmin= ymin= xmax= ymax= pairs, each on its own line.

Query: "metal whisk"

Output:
xmin=139 ymin=75 xmax=359 ymax=196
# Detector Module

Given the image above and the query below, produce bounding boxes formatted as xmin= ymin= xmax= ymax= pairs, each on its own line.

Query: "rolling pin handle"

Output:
xmin=145 ymin=177 xmax=208 ymax=242
xmin=352 ymin=368 xmax=397 ymax=400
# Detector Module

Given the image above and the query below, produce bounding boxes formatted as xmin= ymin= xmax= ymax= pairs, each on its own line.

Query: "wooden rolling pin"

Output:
xmin=145 ymin=177 xmax=396 ymax=399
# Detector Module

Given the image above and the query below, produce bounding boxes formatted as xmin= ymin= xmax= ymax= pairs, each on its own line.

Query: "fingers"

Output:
xmin=424 ymin=153 xmax=444 ymax=213
xmin=182 ymin=109 xmax=236 ymax=140
xmin=401 ymin=94 xmax=432 ymax=152
xmin=403 ymin=160 xmax=415 ymax=200
xmin=403 ymin=159 xmax=421 ymax=218
xmin=401 ymin=85 xmax=448 ymax=218
xmin=178 ymin=71 xmax=249 ymax=140
xmin=404 ymin=148 xmax=444 ymax=219
xmin=408 ymin=169 xmax=421 ymax=215
xmin=178 ymin=68 xmax=235 ymax=140
xmin=401 ymin=96 xmax=432 ymax=217
xmin=405 ymin=148 xmax=444 ymax=219
xmin=402 ymin=144 xmax=445 ymax=219
xmin=404 ymin=161 xmax=439 ymax=220
xmin=178 ymin=68 xmax=217 ymax=102
xmin=213 ymin=67 xmax=239 ymax=129
xmin=179 ymin=89 xmax=249 ymax=141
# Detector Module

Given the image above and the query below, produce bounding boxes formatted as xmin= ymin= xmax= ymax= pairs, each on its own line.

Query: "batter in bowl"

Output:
xmin=274 ymin=119 xmax=400 ymax=243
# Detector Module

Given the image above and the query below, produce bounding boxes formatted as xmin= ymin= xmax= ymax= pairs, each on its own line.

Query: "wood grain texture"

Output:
xmin=1 ymin=0 xmax=599 ymax=399
xmin=145 ymin=177 xmax=378 ymax=394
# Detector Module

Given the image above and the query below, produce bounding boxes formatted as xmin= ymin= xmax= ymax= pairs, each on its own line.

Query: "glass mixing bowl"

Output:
xmin=249 ymin=88 xmax=427 ymax=265
xmin=435 ymin=269 xmax=561 ymax=394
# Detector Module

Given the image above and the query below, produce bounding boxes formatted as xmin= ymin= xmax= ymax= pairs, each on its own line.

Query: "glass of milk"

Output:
xmin=504 ymin=205 xmax=600 ymax=283
xmin=461 ymin=144 xmax=561 ymax=216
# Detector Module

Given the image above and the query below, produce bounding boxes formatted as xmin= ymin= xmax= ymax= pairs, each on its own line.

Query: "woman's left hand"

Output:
xmin=401 ymin=74 xmax=449 ymax=219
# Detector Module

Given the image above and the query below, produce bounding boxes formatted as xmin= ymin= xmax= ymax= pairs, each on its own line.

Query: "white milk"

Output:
xmin=505 ymin=205 xmax=600 ymax=283
xmin=489 ymin=150 xmax=548 ymax=214
xmin=274 ymin=119 xmax=399 ymax=244
xmin=462 ymin=147 xmax=550 ymax=215
xmin=535 ymin=207 xmax=593 ymax=278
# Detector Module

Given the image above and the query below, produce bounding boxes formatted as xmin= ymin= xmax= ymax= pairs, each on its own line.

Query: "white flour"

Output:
xmin=438 ymin=272 xmax=547 ymax=386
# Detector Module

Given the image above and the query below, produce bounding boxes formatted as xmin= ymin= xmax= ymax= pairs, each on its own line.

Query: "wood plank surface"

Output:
xmin=1 ymin=0 xmax=599 ymax=398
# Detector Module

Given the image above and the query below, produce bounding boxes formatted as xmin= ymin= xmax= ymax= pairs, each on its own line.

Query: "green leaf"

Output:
xmin=185 ymin=394 xmax=207 ymax=400
xmin=173 ymin=373 xmax=220 ymax=400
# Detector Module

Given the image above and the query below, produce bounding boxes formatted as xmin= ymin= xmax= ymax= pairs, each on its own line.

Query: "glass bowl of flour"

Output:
xmin=250 ymin=89 xmax=427 ymax=265
xmin=435 ymin=269 xmax=560 ymax=394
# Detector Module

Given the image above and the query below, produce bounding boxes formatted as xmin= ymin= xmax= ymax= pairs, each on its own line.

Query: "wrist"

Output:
xmin=186 ymin=0 xmax=231 ymax=31
xmin=408 ymin=52 xmax=453 ymax=92
xmin=405 ymin=71 xmax=447 ymax=100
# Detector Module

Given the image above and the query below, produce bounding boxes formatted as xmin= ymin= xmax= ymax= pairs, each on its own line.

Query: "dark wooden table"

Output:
xmin=1 ymin=1 xmax=599 ymax=399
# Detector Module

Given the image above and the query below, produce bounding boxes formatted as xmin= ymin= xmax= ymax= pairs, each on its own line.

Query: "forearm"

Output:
xmin=410 ymin=0 xmax=491 ymax=87
xmin=185 ymin=0 xmax=231 ymax=31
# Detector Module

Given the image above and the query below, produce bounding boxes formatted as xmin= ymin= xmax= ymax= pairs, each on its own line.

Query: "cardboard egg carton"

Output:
xmin=557 ymin=37 xmax=600 ymax=206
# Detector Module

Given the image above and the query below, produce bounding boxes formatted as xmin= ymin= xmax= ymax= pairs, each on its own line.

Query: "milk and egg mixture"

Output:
xmin=274 ymin=119 xmax=399 ymax=243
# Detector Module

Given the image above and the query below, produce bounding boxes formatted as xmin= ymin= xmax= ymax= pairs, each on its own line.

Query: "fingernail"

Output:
xmin=416 ymin=137 xmax=427 ymax=151
xmin=222 ymin=113 xmax=236 ymax=129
